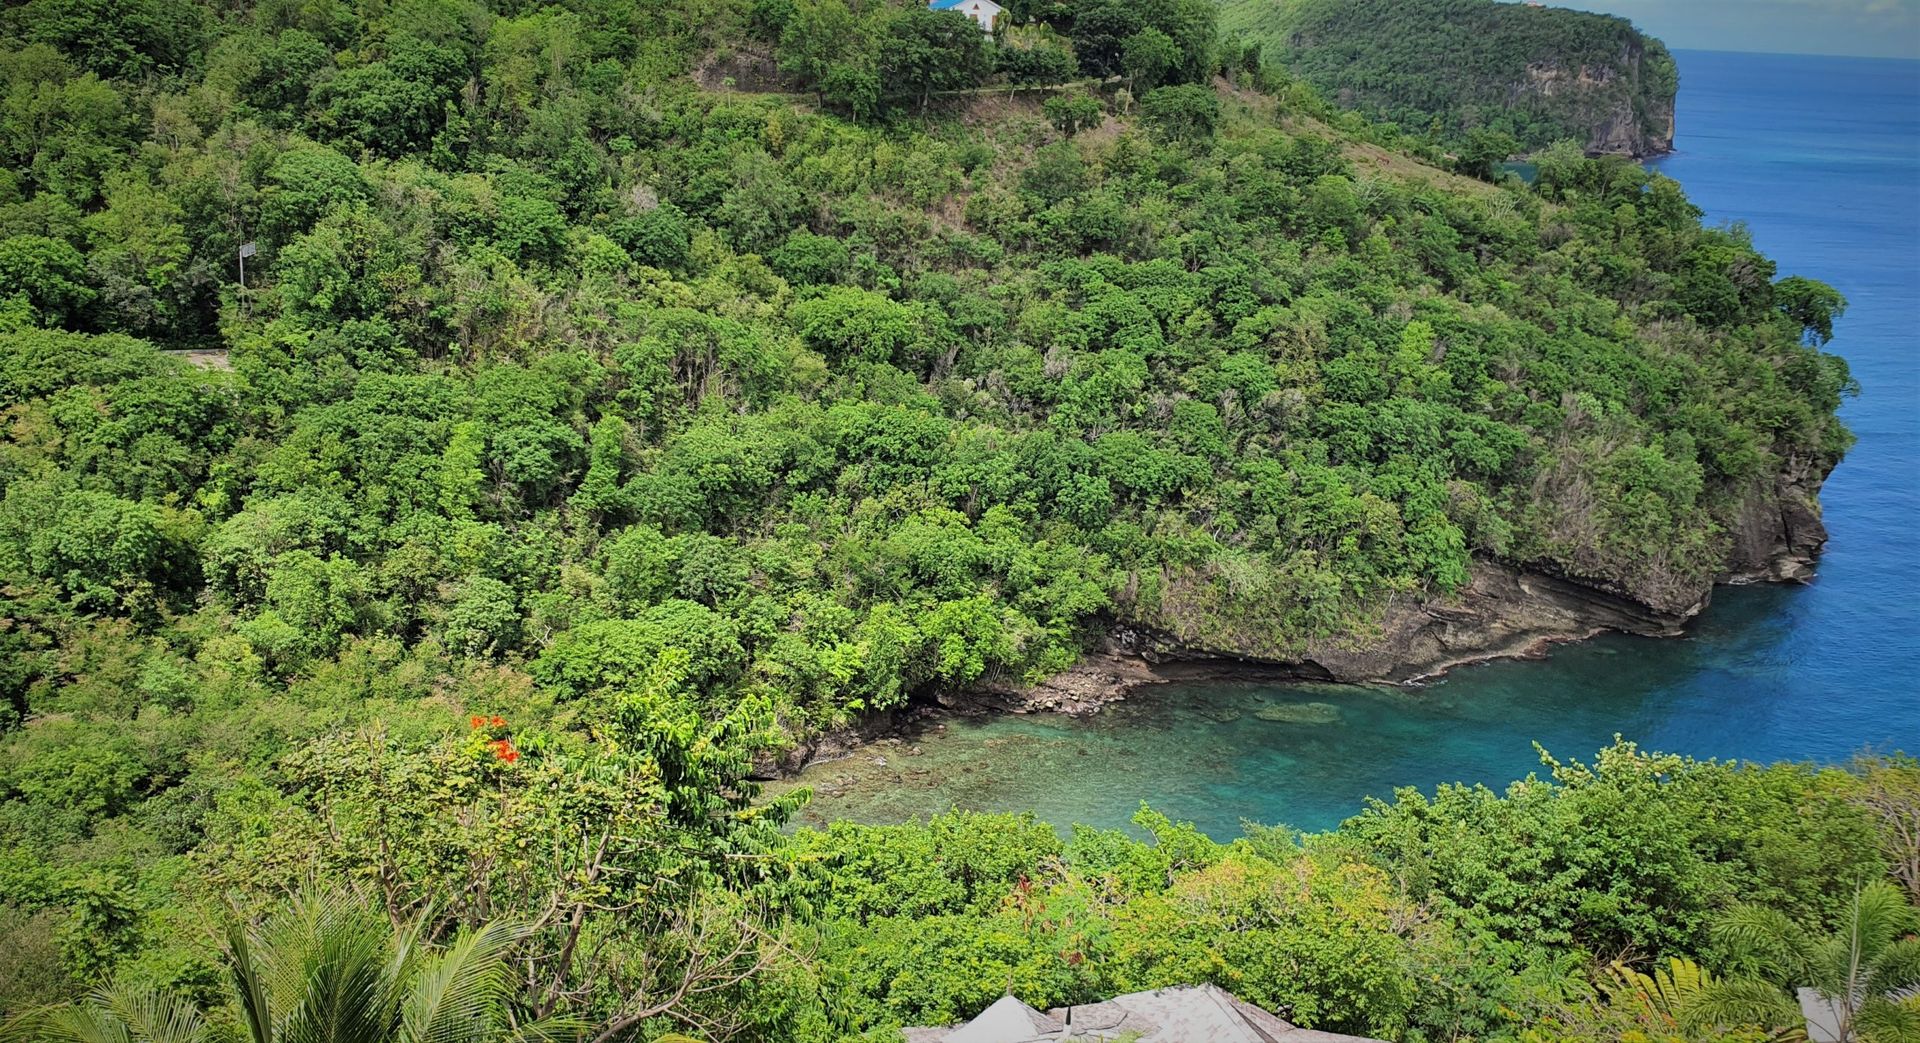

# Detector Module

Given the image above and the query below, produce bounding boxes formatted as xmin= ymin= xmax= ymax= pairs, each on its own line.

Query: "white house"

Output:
xmin=929 ymin=0 xmax=1002 ymax=33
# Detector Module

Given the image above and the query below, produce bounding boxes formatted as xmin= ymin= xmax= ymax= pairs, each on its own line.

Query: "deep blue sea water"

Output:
xmin=782 ymin=51 xmax=1920 ymax=837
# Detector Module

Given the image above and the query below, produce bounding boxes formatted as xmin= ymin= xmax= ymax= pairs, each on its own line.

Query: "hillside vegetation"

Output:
xmin=0 ymin=0 xmax=1893 ymax=1039
xmin=1221 ymin=0 xmax=1680 ymax=156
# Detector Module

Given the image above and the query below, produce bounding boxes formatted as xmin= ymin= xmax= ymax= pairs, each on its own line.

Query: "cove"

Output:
xmin=781 ymin=49 xmax=1920 ymax=838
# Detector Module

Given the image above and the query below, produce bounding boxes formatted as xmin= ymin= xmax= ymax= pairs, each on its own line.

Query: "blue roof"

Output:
xmin=928 ymin=0 xmax=968 ymax=9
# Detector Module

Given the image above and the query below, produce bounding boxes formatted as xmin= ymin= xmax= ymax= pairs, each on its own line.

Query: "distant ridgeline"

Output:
xmin=1221 ymin=0 xmax=1679 ymax=156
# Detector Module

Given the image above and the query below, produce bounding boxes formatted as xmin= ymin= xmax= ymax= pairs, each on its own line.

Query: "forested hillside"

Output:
xmin=0 ymin=0 xmax=1894 ymax=1039
xmin=1221 ymin=0 xmax=1680 ymax=157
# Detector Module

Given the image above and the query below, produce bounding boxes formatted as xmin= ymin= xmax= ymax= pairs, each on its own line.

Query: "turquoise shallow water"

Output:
xmin=784 ymin=50 xmax=1920 ymax=837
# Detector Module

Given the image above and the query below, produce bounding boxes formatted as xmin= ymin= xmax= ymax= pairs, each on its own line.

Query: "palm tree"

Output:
xmin=17 ymin=891 xmax=584 ymax=1043
xmin=1595 ymin=957 xmax=1804 ymax=1040
xmin=1714 ymin=881 xmax=1920 ymax=1043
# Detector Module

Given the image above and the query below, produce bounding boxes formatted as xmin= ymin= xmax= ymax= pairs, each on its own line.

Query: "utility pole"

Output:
xmin=238 ymin=240 xmax=255 ymax=319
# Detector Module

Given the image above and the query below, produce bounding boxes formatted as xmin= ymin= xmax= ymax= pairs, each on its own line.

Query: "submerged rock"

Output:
xmin=1253 ymin=702 xmax=1342 ymax=725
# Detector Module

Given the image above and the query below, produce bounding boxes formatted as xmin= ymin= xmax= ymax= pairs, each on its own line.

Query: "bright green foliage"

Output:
xmin=773 ymin=748 xmax=1903 ymax=1040
xmin=0 ymin=1 xmax=1876 ymax=1038
xmin=1140 ymin=84 xmax=1219 ymax=141
xmin=0 ymin=236 xmax=94 ymax=326
xmin=1042 ymin=91 xmax=1104 ymax=136
xmin=1342 ymin=742 xmax=1890 ymax=958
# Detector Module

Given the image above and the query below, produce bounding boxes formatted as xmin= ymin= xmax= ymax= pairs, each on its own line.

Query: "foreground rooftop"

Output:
xmin=903 ymin=985 xmax=1388 ymax=1043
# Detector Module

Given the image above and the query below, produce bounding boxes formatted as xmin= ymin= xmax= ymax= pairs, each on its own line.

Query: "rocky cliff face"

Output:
xmin=1721 ymin=455 xmax=1831 ymax=584
xmin=1518 ymin=40 xmax=1677 ymax=157
xmin=976 ymin=469 xmax=1832 ymax=714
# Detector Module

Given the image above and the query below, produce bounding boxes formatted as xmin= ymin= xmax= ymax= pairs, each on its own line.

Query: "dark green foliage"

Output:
xmin=996 ymin=43 xmax=1078 ymax=86
xmin=1775 ymin=275 xmax=1849 ymax=346
xmin=880 ymin=8 xmax=994 ymax=111
xmin=1223 ymin=0 xmax=1679 ymax=154
xmin=1140 ymin=83 xmax=1219 ymax=141
xmin=1043 ymin=90 xmax=1104 ymax=136
xmin=1068 ymin=0 xmax=1215 ymax=83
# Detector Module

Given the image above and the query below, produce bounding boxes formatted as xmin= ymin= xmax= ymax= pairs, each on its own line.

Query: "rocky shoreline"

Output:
xmin=758 ymin=471 xmax=1830 ymax=780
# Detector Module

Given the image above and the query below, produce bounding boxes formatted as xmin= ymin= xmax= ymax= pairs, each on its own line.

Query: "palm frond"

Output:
xmin=1598 ymin=957 xmax=1702 ymax=1023
xmin=500 ymin=1016 xmax=594 ymax=1043
xmin=1851 ymin=882 xmax=1920 ymax=965
xmin=0 ymin=1010 xmax=54 ymax=1043
xmin=1868 ymin=938 xmax=1920 ymax=1000
xmin=398 ymin=920 xmax=526 ymax=1043
xmin=33 ymin=1007 xmax=133 ymax=1043
xmin=91 ymin=983 xmax=211 ymax=1043
xmin=1684 ymin=977 xmax=1801 ymax=1035
xmin=1854 ymin=994 xmax=1920 ymax=1043
xmin=31 ymin=982 xmax=211 ymax=1043
xmin=229 ymin=921 xmax=275 ymax=1043
xmin=275 ymin=904 xmax=395 ymax=1043
xmin=1715 ymin=904 xmax=1814 ymax=983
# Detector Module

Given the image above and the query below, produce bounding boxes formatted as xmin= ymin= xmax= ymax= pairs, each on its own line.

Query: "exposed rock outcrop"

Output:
xmin=970 ymin=470 xmax=1832 ymax=713
xmin=1721 ymin=455 xmax=1830 ymax=584
xmin=1521 ymin=41 xmax=1678 ymax=157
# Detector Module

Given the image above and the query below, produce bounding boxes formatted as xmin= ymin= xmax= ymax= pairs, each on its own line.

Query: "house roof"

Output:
xmin=903 ymin=984 xmax=1387 ymax=1043
xmin=947 ymin=996 xmax=1062 ymax=1043
xmin=929 ymin=0 xmax=1002 ymax=11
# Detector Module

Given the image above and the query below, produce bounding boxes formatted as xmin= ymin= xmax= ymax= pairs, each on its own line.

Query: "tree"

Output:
xmin=1121 ymin=28 xmax=1179 ymax=92
xmin=1851 ymin=755 xmax=1920 ymax=903
xmin=996 ymin=45 xmax=1077 ymax=86
xmin=0 ymin=235 xmax=95 ymax=327
xmin=1070 ymin=0 xmax=1213 ymax=83
xmin=83 ymin=173 xmax=190 ymax=337
xmin=1140 ymin=84 xmax=1218 ymax=142
xmin=1042 ymin=91 xmax=1103 ymax=137
xmin=1775 ymin=275 xmax=1849 ymax=346
xmin=778 ymin=0 xmax=877 ymax=117
xmin=1715 ymin=882 xmax=1920 ymax=1043
xmin=879 ymin=7 xmax=991 ymax=112
xmin=1454 ymin=127 xmax=1520 ymax=181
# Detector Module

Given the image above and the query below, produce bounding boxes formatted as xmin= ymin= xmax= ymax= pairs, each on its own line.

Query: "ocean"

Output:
xmin=781 ymin=50 xmax=1920 ymax=837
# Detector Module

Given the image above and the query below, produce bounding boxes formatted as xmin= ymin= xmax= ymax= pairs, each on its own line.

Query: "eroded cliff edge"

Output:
xmin=988 ymin=468 xmax=1830 ymax=715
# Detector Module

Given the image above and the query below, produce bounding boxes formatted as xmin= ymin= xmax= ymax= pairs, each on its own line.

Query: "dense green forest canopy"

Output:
xmin=0 ymin=0 xmax=1894 ymax=1039
xmin=1220 ymin=0 xmax=1680 ymax=155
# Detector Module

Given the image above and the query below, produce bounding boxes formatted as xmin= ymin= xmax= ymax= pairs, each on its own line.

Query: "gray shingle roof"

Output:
xmin=903 ymin=984 xmax=1387 ymax=1042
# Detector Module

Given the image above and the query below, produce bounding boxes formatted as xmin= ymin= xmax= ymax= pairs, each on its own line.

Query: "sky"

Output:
xmin=1550 ymin=0 xmax=1920 ymax=59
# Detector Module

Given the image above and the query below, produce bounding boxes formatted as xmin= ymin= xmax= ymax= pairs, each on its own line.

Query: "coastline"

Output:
xmin=759 ymin=374 xmax=1834 ymax=784
xmin=759 ymin=551 xmax=1819 ymax=781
